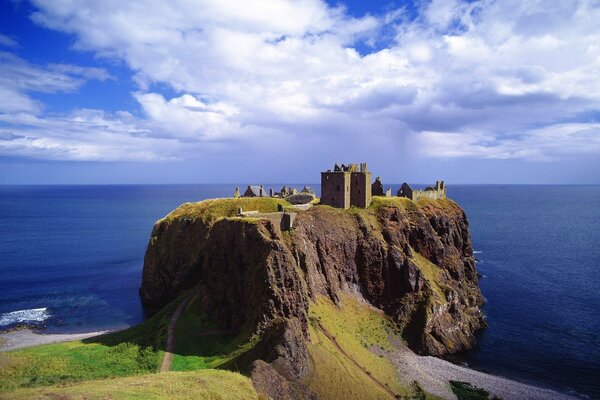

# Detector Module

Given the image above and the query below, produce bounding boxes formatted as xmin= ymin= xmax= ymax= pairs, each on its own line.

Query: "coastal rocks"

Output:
xmin=140 ymin=197 xmax=485 ymax=365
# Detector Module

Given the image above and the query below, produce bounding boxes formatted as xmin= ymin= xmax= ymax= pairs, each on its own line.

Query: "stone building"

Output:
xmin=371 ymin=176 xmax=391 ymax=197
xmin=372 ymin=176 xmax=384 ymax=196
xmin=243 ymin=185 xmax=268 ymax=197
xmin=397 ymin=181 xmax=446 ymax=201
xmin=321 ymin=163 xmax=372 ymax=209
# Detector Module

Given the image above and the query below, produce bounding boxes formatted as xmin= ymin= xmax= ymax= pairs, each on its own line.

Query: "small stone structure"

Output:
xmin=397 ymin=181 xmax=446 ymax=201
xmin=237 ymin=208 xmax=296 ymax=231
xmin=321 ymin=163 xmax=372 ymax=209
xmin=371 ymin=176 xmax=392 ymax=197
xmin=243 ymin=185 xmax=268 ymax=197
xmin=301 ymin=186 xmax=315 ymax=195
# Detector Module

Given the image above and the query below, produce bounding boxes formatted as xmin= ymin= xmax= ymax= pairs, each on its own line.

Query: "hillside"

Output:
xmin=2 ymin=370 xmax=257 ymax=400
xmin=140 ymin=196 xmax=485 ymax=398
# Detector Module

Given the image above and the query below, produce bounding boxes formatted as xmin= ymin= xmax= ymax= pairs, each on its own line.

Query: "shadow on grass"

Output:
xmin=166 ymin=293 xmax=258 ymax=372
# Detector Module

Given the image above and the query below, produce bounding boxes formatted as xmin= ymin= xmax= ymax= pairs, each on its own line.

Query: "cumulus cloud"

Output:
xmin=2 ymin=0 xmax=599 ymax=164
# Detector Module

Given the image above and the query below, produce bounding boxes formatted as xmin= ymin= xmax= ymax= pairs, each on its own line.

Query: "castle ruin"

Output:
xmin=371 ymin=176 xmax=392 ymax=197
xmin=321 ymin=163 xmax=372 ymax=209
xmin=397 ymin=181 xmax=446 ymax=201
xmin=234 ymin=163 xmax=447 ymax=212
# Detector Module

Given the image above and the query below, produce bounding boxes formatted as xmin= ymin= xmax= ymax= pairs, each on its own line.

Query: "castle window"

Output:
xmin=336 ymin=184 xmax=340 ymax=191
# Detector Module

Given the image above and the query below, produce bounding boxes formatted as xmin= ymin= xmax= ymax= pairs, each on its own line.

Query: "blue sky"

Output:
xmin=0 ymin=0 xmax=599 ymax=184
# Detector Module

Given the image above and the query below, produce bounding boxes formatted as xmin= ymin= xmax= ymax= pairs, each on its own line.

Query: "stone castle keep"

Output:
xmin=321 ymin=163 xmax=372 ymax=209
xmin=234 ymin=162 xmax=446 ymax=213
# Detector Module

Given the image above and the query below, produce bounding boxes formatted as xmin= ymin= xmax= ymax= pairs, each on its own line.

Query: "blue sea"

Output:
xmin=1 ymin=185 xmax=598 ymax=398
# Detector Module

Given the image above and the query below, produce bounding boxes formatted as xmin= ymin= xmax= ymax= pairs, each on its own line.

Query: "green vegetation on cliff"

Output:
xmin=304 ymin=294 xmax=444 ymax=400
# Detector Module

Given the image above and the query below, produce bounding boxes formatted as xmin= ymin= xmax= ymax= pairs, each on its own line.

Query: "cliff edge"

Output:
xmin=140 ymin=196 xmax=485 ymax=398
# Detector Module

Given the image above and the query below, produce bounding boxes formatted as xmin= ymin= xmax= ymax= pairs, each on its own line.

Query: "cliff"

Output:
xmin=140 ymin=196 xmax=485 ymax=397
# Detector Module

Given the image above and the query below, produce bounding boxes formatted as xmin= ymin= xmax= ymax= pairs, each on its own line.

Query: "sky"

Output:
xmin=0 ymin=0 xmax=599 ymax=184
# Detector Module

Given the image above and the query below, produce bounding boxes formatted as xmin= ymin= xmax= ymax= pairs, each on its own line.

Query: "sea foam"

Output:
xmin=0 ymin=307 xmax=51 ymax=326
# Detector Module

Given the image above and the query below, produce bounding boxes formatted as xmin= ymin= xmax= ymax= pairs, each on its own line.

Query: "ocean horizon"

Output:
xmin=1 ymin=184 xmax=598 ymax=398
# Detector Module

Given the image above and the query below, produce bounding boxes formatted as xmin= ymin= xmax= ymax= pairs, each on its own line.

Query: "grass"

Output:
xmin=0 ymin=297 xmax=178 ymax=393
xmin=369 ymin=196 xmax=416 ymax=212
xmin=450 ymin=381 xmax=499 ymax=400
xmin=411 ymin=253 xmax=447 ymax=304
xmin=2 ymin=370 xmax=258 ymax=400
xmin=171 ymin=294 xmax=258 ymax=372
xmin=304 ymin=294 xmax=411 ymax=399
xmin=160 ymin=197 xmax=292 ymax=225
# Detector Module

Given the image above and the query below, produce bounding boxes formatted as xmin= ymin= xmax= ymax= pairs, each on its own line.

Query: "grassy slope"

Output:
xmin=0 ymin=298 xmax=178 ymax=392
xmin=2 ymin=370 xmax=258 ymax=400
xmin=304 ymin=294 xmax=425 ymax=400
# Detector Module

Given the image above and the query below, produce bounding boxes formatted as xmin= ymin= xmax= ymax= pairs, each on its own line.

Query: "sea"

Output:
xmin=0 ymin=184 xmax=598 ymax=398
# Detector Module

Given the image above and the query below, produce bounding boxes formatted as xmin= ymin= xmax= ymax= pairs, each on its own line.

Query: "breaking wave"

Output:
xmin=0 ymin=307 xmax=51 ymax=327
xmin=473 ymin=250 xmax=483 ymax=254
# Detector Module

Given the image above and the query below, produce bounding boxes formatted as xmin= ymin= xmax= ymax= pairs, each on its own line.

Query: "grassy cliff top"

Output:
xmin=370 ymin=196 xmax=458 ymax=212
xmin=159 ymin=197 xmax=293 ymax=225
xmin=158 ymin=195 xmax=459 ymax=228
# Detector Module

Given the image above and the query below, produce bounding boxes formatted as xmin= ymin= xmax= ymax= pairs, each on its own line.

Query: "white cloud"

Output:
xmin=2 ymin=0 xmax=598 ymax=163
xmin=0 ymin=34 xmax=18 ymax=48
xmin=0 ymin=51 xmax=111 ymax=113
xmin=418 ymin=123 xmax=600 ymax=161
xmin=0 ymin=110 xmax=179 ymax=161
xmin=134 ymin=92 xmax=241 ymax=140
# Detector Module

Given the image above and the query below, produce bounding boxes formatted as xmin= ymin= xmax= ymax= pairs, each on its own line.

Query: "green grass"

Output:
xmin=450 ymin=381 xmax=499 ymax=400
xmin=411 ymin=253 xmax=447 ymax=304
xmin=304 ymin=294 xmax=411 ymax=399
xmin=171 ymin=294 xmax=258 ymax=371
xmin=0 ymin=298 xmax=178 ymax=392
xmin=2 ymin=370 xmax=258 ymax=400
xmin=160 ymin=197 xmax=292 ymax=225
xmin=369 ymin=196 xmax=416 ymax=212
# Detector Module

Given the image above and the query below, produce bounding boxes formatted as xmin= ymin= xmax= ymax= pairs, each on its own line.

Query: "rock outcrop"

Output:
xmin=140 ymin=197 xmax=485 ymax=382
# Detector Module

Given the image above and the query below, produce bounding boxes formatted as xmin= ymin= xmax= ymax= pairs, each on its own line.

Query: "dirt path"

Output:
xmin=159 ymin=295 xmax=192 ymax=373
xmin=315 ymin=321 xmax=398 ymax=399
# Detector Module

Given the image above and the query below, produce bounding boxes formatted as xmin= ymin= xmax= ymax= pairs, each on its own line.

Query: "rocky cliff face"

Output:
xmin=140 ymin=197 xmax=484 ymax=363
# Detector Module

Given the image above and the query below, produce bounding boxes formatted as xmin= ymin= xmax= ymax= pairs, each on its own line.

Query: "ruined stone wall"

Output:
xmin=412 ymin=187 xmax=446 ymax=201
xmin=239 ymin=211 xmax=296 ymax=231
xmin=321 ymin=172 xmax=350 ymax=209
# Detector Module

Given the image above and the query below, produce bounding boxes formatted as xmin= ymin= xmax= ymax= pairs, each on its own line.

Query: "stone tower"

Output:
xmin=321 ymin=163 xmax=372 ymax=209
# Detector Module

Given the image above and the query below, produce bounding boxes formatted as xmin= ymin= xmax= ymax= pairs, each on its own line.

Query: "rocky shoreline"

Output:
xmin=0 ymin=329 xmax=112 ymax=352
